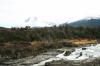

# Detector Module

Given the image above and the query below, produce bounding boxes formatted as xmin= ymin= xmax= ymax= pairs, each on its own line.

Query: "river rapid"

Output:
xmin=32 ymin=44 xmax=100 ymax=66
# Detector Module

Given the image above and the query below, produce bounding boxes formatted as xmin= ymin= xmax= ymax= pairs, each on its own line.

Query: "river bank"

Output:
xmin=0 ymin=47 xmax=74 ymax=66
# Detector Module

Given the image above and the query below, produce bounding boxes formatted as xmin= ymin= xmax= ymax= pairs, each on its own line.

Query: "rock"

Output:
xmin=45 ymin=60 xmax=75 ymax=66
xmin=45 ymin=58 xmax=100 ymax=66
xmin=82 ymin=48 xmax=87 ymax=50
xmin=64 ymin=49 xmax=75 ymax=56
xmin=63 ymin=51 xmax=71 ymax=56
xmin=45 ymin=62 xmax=51 ymax=66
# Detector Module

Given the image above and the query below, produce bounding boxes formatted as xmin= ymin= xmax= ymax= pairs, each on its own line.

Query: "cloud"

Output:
xmin=0 ymin=0 xmax=100 ymax=27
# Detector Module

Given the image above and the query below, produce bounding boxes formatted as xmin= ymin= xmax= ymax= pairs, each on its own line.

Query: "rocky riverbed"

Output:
xmin=0 ymin=47 xmax=74 ymax=66
xmin=45 ymin=57 xmax=100 ymax=66
xmin=1 ymin=44 xmax=100 ymax=66
xmin=32 ymin=44 xmax=100 ymax=66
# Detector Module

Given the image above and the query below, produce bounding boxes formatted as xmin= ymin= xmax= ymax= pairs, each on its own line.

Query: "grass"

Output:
xmin=67 ymin=39 xmax=97 ymax=45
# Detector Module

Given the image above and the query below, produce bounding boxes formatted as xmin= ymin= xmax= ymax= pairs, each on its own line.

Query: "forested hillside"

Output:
xmin=69 ymin=18 xmax=100 ymax=27
xmin=0 ymin=25 xmax=100 ymax=43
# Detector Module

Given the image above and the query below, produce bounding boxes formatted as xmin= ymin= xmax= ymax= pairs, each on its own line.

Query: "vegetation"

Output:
xmin=0 ymin=25 xmax=100 ymax=43
xmin=69 ymin=18 xmax=100 ymax=27
xmin=0 ymin=24 xmax=100 ymax=61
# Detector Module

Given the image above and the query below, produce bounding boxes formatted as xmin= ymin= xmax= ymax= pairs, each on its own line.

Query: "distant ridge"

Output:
xmin=0 ymin=27 xmax=7 ymax=30
xmin=69 ymin=17 xmax=100 ymax=28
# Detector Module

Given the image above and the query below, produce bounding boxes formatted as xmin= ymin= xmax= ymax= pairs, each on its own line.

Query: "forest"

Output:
xmin=0 ymin=24 xmax=100 ymax=43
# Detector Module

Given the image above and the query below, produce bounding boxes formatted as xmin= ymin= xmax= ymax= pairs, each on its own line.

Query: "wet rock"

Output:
xmin=45 ymin=60 xmax=76 ymax=66
xmin=82 ymin=48 xmax=87 ymax=50
xmin=45 ymin=58 xmax=100 ymax=66
xmin=64 ymin=49 xmax=75 ymax=56
xmin=45 ymin=62 xmax=51 ymax=66
xmin=64 ymin=51 xmax=71 ymax=56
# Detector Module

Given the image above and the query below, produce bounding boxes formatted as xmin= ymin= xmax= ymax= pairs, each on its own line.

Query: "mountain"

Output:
xmin=0 ymin=27 xmax=7 ymax=30
xmin=69 ymin=18 xmax=100 ymax=28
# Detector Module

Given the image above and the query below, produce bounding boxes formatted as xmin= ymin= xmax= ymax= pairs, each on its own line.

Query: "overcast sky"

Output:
xmin=0 ymin=0 xmax=100 ymax=27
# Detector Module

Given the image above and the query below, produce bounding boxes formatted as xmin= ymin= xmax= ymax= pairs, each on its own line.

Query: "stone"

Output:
xmin=82 ymin=48 xmax=87 ymax=50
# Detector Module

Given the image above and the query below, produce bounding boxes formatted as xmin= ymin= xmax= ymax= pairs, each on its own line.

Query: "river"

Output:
xmin=32 ymin=44 xmax=100 ymax=66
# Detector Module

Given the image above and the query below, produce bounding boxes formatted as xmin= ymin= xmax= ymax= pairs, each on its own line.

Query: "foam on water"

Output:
xmin=57 ymin=44 xmax=100 ymax=60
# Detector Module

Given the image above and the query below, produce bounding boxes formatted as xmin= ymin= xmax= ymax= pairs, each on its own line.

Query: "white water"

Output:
xmin=32 ymin=44 xmax=100 ymax=66
xmin=32 ymin=58 xmax=61 ymax=66
xmin=58 ymin=44 xmax=100 ymax=60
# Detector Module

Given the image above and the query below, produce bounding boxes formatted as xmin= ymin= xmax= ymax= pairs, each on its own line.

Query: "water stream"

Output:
xmin=32 ymin=44 xmax=100 ymax=66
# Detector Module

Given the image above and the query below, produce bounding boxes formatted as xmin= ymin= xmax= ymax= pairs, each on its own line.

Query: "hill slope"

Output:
xmin=69 ymin=18 xmax=100 ymax=27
